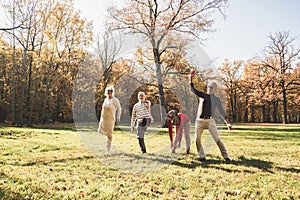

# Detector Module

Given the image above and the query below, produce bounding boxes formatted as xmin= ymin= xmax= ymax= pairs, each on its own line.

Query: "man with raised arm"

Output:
xmin=189 ymin=70 xmax=232 ymax=163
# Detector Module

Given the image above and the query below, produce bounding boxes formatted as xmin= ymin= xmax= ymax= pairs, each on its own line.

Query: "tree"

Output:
xmin=218 ymin=59 xmax=242 ymax=122
xmin=262 ymin=31 xmax=300 ymax=123
xmin=1 ymin=0 xmax=93 ymax=124
xmin=0 ymin=0 xmax=31 ymax=32
xmin=107 ymin=0 xmax=228 ymax=124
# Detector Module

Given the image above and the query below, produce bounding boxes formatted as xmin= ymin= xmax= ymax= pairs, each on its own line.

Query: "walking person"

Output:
xmin=166 ymin=110 xmax=191 ymax=155
xmin=189 ymin=70 xmax=233 ymax=163
xmin=131 ymin=91 xmax=153 ymax=153
xmin=97 ymin=86 xmax=122 ymax=154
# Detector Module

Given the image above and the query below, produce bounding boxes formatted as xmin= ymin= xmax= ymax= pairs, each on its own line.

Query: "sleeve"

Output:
xmin=190 ymin=83 xmax=206 ymax=98
xmin=115 ymin=98 xmax=122 ymax=121
xmin=167 ymin=119 xmax=173 ymax=142
xmin=131 ymin=104 xmax=137 ymax=128
xmin=216 ymin=98 xmax=227 ymax=119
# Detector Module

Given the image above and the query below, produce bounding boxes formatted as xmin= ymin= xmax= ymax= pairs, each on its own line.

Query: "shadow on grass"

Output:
xmin=4 ymin=155 xmax=95 ymax=167
xmin=232 ymin=156 xmax=274 ymax=173
xmin=171 ymin=155 xmax=276 ymax=173
xmin=173 ymin=155 xmax=299 ymax=174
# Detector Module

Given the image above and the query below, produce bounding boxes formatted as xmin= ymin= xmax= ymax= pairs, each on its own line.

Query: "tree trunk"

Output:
xmin=19 ymin=49 xmax=28 ymax=124
xmin=229 ymin=93 xmax=235 ymax=122
xmin=11 ymin=40 xmax=16 ymax=124
xmin=243 ymin=98 xmax=249 ymax=122
xmin=266 ymin=102 xmax=271 ymax=122
xmin=153 ymin=48 xmax=167 ymax=125
xmin=250 ymin=103 xmax=255 ymax=122
xmin=272 ymin=100 xmax=278 ymax=122
xmin=27 ymin=56 xmax=33 ymax=124
xmin=281 ymin=86 xmax=288 ymax=124
xmin=10 ymin=0 xmax=16 ymax=124
xmin=262 ymin=105 xmax=266 ymax=122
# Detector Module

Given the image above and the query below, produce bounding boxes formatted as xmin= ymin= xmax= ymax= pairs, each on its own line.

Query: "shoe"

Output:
xmin=199 ymin=158 xmax=206 ymax=162
xmin=225 ymin=158 xmax=231 ymax=164
xmin=185 ymin=149 xmax=190 ymax=155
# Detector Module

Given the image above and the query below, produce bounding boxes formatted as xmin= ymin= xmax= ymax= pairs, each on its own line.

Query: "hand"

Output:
xmin=189 ymin=69 xmax=195 ymax=83
xmin=189 ymin=69 xmax=196 ymax=76
xmin=227 ymin=123 xmax=233 ymax=132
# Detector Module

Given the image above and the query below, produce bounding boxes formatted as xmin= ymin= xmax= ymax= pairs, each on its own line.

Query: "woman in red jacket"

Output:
xmin=166 ymin=110 xmax=191 ymax=154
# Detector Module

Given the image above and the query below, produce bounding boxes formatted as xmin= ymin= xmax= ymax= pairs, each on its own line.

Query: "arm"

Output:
xmin=131 ymin=105 xmax=137 ymax=133
xmin=115 ymin=98 xmax=122 ymax=122
xmin=167 ymin=119 xmax=175 ymax=148
xmin=167 ymin=119 xmax=173 ymax=143
xmin=145 ymin=100 xmax=151 ymax=111
xmin=145 ymin=100 xmax=154 ymax=122
xmin=189 ymin=70 xmax=206 ymax=98
xmin=216 ymin=99 xmax=233 ymax=131
xmin=221 ymin=115 xmax=233 ymax=131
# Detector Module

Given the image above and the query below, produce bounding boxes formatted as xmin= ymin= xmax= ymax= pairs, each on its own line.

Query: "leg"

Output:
xmin=177 ymin=128 xmax=183 ymax=148
xmin=137 ymin=125 xmax=147 ymax=153
xmin=106 ymin=134 xmax=112 ymax=154
xmin=208 ymin=120 xmax=230 ymax=160
xmin=171 ymin=134 xmax=178 ymax=153
xmin=195 ymin=119 xmax=205 ymax=159
xmin=138 ymin=138 xmax=147 ymax=153
xmin=184 ymin=121 xmax=191 ymax=154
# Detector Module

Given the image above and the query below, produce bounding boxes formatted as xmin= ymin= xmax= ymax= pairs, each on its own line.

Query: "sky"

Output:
xmin=74 ymin=0 xmax=300 ymax=66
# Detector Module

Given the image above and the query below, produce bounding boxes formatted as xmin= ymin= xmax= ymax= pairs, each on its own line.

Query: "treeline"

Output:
xmin=0 ymin=0 xmax=93 ymax=124
xmin=0 ymin=0 xmax=299 ymax=125
xmin=218 ymin=55 xmax=300 ymax=124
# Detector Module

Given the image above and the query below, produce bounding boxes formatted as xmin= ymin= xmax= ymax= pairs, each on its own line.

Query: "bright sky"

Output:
xmin=74 ymin=0 xmax=300 ymax=66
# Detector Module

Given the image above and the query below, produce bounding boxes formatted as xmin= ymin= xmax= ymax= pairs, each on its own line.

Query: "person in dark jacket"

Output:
xmin=189 ymin=70 xmax=232 ymax=163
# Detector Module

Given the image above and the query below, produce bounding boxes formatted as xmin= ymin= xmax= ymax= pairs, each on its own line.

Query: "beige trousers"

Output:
xmin=195 ymin=118 xmax=229 ymax=159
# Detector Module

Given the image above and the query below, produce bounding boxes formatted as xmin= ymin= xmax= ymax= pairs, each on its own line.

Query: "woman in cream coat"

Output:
xmin=97 ymin=86 xmax=122 ymax=154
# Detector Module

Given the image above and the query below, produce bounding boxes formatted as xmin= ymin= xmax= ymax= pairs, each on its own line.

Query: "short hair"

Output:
xmin=137 ymin=91 xmax=145 ymax=97
xmin=104 ymin=86 xmax=115 ymax=97
xmin=207 ymin=81 xmax=218 ymax=89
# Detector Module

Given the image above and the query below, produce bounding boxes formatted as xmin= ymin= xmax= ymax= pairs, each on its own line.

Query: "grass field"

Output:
xmin=0 ymin=124 xmax=299 ymax=199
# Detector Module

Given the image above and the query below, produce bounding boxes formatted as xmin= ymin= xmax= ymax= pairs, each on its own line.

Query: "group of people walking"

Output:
xmin=97 ymin=70 xmax=233 ymax=163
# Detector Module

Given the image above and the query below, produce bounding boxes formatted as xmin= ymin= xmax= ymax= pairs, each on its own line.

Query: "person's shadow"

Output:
xmin=172 ymin=155 xmax=299 ymax=174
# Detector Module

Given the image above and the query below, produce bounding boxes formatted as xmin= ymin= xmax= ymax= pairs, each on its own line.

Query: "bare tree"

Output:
xmin=107 ymin=0 xmax=228 ymax=124
xmin=0 ymin=0 xmax=31 ymax=32
xmin=95 ymin=28 xmax=122 ymax=88
xmin=262 ymin=31 xmax=300 ymax=124
xmin=94 ymin=28 xmax=129 ymax=120
xmin=218 ymin=59 xmax=242 ymax=122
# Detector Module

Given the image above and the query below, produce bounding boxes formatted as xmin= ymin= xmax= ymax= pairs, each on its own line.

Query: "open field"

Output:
xmin=0 ymin=124 xmax=299 ymax=199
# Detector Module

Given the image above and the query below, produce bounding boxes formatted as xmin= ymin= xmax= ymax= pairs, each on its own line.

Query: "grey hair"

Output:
xmin=137 ymin=91 xmax=145 ymax=97
xmin=104 ymin=86 xmax=115 ymax=97
xmin=207 ymin=80 xmax=218 ymax=89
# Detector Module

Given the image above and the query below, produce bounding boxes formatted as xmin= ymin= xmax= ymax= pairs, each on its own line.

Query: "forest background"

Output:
xmin=0 ymin=0 xmax=300 ymax=126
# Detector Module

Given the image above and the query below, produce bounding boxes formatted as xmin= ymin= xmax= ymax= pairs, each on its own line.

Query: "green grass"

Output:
xmin=0 ymin=124 xmax=299 ymax=199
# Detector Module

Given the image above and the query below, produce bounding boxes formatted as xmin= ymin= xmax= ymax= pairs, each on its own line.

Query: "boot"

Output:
xmin=185 ymin=148 xmax=190 ymax=155
xmin=138 ymin=138 xmax=147 ymax=153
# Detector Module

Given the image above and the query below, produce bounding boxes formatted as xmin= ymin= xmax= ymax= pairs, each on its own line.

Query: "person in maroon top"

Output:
xmin=166 ymin=110 xmax=191 ymax=155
